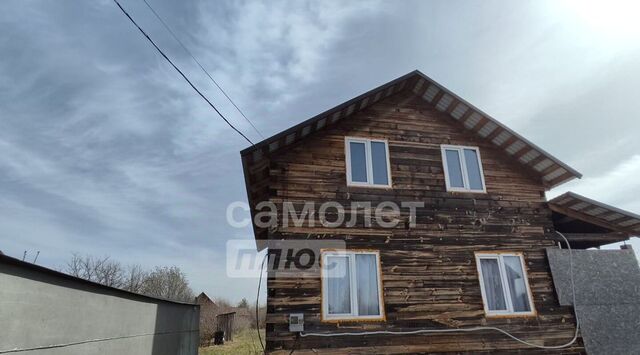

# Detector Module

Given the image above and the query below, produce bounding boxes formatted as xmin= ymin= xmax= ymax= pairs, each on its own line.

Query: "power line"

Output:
xmin=111 ymin=0 xmax=254 ymax=145
xmin=141 ymin=0 xmax=264 ymax=139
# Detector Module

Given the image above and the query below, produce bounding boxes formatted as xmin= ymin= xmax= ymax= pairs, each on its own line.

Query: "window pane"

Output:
xmin=349 ymin=142 xmax=368 ymax=183
xmin=480 ymin=258 xmax=507 ymax=311
xmin=445 ymin=149 xmax=464 ymax=188
xmin=464 ymin=149 xmax=484 ymax=190
xmin=371 ymin=142 xmax=389 ymax=185
xmin=356 ymin=254 xmax=380 ymax=316
xmin=503 ymin=256 xmax=531 ymax=312
xmin=326 ymin=256 xmax=351 ymax=314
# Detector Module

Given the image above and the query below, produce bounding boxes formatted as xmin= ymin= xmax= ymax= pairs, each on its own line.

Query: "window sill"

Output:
xmin=445 ymin=188 xmax=487 ymax=194
xmin=346 ymin=183 xmax=393 ymax=189
xmin=321 ymin=315 xmax=386 ymax=323
xmin=484 ymin=311 xmax=537 ymax=319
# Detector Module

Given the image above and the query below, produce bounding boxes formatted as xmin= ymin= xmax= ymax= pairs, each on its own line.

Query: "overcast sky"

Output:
xmin=1 ymin=0 xmax=639 ymax=302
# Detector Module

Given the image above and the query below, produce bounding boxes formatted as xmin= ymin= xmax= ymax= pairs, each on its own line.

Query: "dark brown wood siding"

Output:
xmin=262 ymin=92 xmax=583 ymax=354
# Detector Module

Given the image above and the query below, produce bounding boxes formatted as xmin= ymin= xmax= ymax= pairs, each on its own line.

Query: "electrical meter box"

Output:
xmin=289 ymin=313 xmax=304 ymax=332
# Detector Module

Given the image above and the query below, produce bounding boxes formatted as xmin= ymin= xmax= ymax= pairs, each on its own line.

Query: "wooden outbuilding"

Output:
xmin=215 ymin=312 xmax=236 ymax=342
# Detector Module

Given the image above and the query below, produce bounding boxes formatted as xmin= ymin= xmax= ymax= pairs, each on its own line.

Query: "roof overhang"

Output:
xmin=549 ymin=192 xmax=640 ymax=237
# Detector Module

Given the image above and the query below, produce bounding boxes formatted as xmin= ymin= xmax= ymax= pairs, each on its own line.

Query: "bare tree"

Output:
xmin=141 ymin=266 xmax=194 ymax=302
xmin=214 ymin=298 xmax=233 ymax=311
xmin=238 ymin=298 xmax=249 ymax=308
xmin=123 ymin=264 xmax=148 ymax=293
xmin=64 ymin=254 xmax=193 ymax=303
xmin=249 ymin=304 xmax=267 ymax=329
xmin=65 ymin=253 xmax=125 ymax=288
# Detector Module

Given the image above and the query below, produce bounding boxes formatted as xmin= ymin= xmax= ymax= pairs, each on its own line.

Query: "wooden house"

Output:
xmin=240 ymin=70 xmax=639 ymax=354
xmin=195 ymin=292 xmax=218 ymax=346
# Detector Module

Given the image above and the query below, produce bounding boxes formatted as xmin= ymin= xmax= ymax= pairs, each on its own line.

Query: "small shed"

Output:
xmin=216 ymin=311 xmax=236 ymax=342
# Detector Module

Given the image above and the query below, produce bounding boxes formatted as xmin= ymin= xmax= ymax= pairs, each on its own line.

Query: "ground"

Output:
xmin=199 ymin=328 xmax=265 ymax=355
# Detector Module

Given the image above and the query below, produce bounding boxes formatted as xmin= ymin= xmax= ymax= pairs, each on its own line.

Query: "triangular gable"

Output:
xmin=242 ymin=70 xmax=580 ymax=188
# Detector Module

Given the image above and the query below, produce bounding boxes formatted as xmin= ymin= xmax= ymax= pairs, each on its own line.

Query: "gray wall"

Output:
xmin=547 ymin=248 xmax=640 ymax=355
xmin=0 ymin=258 xmax=199 ymax=355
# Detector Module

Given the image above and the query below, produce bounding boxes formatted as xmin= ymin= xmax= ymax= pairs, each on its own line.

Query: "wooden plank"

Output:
xmin=470 ymin=116 xmax=489 ymax=133
xmin=547 ymin=171 xmax=575 ymax=187
xmin=540 ymin=164 xmax=561 ymax=177
xmin=430 ymin=90 xmax=445 ymax=106
xmin=527 ymin=155 xmax=547 ymax=168
xmin=498 ymin=135 xmax=519 ymax=148
xmin=561 ymin=232 xmax=627 ymax=243
xmin=457 ymin=109 xmax=474 ymax=125
xmin=484 ymin=126 xmax=505 ymax=142
xmin=512 ymin=146 xmax=533 ymax=160
xmin=445 ymin=98 xmax=459 ymax=114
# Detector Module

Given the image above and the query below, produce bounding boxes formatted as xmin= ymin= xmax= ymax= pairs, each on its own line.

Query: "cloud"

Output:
xmin=195 ymin=0 xmax=382 ymax=102
xmin=549 ymin=155 xmax=640 ymax=213
xmin=0 ymin=0 xmax=387 ymax=301
xmin=1 ymin=0 xmax=639 ymax=302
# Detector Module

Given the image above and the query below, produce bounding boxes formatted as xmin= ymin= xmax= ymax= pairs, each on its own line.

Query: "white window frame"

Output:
xmin=321 ymin=250 xmax=385 ymax=322
xmin=345 ymin=137 xmax=392 ymax=188
xmin=440 ymin=145 xmax=487 ymax=193
xmin=474 ymin=252 xmax=536 ymax=317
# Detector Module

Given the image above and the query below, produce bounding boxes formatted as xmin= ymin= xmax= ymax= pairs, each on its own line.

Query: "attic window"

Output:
xmin=441 ymin=145 xmax=486 ymax=193
xmin=345 ymin=137 xmax=392 ymax=188
xmin=475 ymin=253 xmax=535 ymax=317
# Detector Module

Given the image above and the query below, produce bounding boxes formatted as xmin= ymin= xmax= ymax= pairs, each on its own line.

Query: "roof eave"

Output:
xmin=550 ymin=191 xmax=640 ymax=236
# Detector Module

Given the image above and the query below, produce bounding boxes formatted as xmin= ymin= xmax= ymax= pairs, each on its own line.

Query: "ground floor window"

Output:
xmin=321 ymin=250 xmax=385 ymax=321
xmin=474 ymin=252 xmax=535 ymax=316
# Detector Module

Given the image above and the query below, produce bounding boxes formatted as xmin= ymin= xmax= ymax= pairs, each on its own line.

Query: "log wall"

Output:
xmin=261 ymin=92 xmax=583 ymax=354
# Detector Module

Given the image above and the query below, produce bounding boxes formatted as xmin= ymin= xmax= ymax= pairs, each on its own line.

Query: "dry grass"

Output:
xmin=199 ymin=328 xmax=266 ymax=355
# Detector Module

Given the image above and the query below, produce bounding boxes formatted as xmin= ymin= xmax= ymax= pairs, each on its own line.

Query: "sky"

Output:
xmin=1 ymin=0 xmax=639 ymax=303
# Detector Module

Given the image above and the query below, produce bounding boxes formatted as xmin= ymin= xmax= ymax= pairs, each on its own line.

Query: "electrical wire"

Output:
xmin=256 ymin=252 xmax=268 ymax=353
xmin=300 ymin=231 xmax=580 ymax=350
xmin=140 ymin=0 xmax=264 ymax=139
xmin=288 ymin=333 xmax=300 ymax=355
xmin=111 ymin=0 xmax=254 ymax=145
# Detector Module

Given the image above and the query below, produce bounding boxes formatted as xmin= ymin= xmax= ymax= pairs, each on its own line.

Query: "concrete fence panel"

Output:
xmin=0 ymin=255 xmax=199 ymax=355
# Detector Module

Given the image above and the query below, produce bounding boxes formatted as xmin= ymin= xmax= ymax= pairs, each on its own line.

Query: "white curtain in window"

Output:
xmin=326 ymin=256 xmax=351 ymax=314
xmin=503 ymin=256 xmax=531 ymax=312
xmin=480 ymin=258 xmax=507 ymax=311
xmin=356 ymin=254 xmax=380 ymax=316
